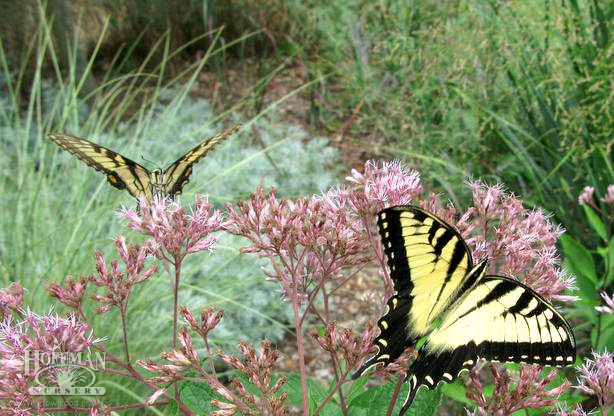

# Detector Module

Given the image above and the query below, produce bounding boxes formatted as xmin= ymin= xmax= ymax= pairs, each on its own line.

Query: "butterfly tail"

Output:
xmin=399 ymin=381 xmax=421 ymax=416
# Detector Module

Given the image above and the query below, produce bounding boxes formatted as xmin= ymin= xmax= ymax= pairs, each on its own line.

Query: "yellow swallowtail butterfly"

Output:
xmin=353 ymin=205 xmax=576 ymax=414
xmin=48 ymin=125 xmax=240 ymax=202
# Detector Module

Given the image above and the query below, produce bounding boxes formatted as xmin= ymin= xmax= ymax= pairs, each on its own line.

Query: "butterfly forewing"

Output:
xmin=354 ymin=206 xmax=474 ymax=377
xmin=163 ymin=124 xmax=240 ymax=197
xmin=47 ymin=133 xmax=152 ymax=199
xmin=381 ymin=207 xmax=474 ymax=336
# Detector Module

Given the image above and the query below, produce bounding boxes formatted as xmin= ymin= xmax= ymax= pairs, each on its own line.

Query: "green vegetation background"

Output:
xmin=0 ymin=0 xmax=612 ymax=413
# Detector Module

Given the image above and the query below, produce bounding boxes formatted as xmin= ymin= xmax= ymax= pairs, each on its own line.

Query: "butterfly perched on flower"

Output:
xmin=48 ymin=125 xmax=240 ymax=201
xmin=354 ymin=205 xmax=576 ymax=415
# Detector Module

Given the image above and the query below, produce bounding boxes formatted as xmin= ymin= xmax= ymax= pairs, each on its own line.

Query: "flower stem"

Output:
xmin=293 ymin=289 xmax=310 ymax=415
xmin=172 ymin=259 xmax=182 ymax=349
xmin=172 ymin=257 xmax=183 ymax=403
xmin=120 ymin=306 xmax=131 ymax=364
xmin=311 ymin=372 xmax=351 ymax=416
xmin=386 ymin=374 xmax=406 ymax=416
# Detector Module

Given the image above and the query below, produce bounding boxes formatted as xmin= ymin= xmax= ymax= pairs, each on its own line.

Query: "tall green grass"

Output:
xmin=471 ymin=0 xmax=613 ymax=245
xmin=261 ymin=0 xmax=512 ymax=204
xmin=263 ymin=0 xmax=612 ymax=227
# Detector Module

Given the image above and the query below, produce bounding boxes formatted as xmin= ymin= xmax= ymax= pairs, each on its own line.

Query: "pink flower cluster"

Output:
xmin=313 ymin=321 xmax=377 ymax=372
xmin=123 ymin=195 xmax=225 ymax=262
xmin=181 ymin=305 xmax=224 ymax=339
xmin=0 ymin=311 xmax=100 ymax=414
xmin=576 ymin=350 xmax=614 ymax=413
xmin=215 ymin=341 xmax=288 ymax=415
xmin=556 ymin=405 xmax=589 ymax=416
xmin=0 ymin=282 xmax=24 ymax=320
xmin=345 ymin=160 xmax=423 ymax=217
xmin=465 ymin=364 xmax=570 ymax=415
xmin=579 ymin=185 xmax=614 ymax=207
xmin=596 ymin=292 xmax=614 ymax=314
xmin=226 ymin=188 xmax=371 ymax=304
xmin=90 ymin=237 xmax=158 ymax=314
xmin=138 ymin=328 xmax=198 ymax=385
xmin=464 ymin=181 xmax=577 ymax=302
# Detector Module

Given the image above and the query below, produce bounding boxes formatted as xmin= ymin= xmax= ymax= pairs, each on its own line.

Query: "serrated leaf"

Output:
xmin=347 ymin=375 xmax=370 ymax=402
xmin=349 ymin=378 xmax=398 ymax=410
xmin=307 ymin=377 xmax=334 ymax=415
xmin=179 ymin=380 xmax=216 ymax=414
xmin=583 ymin=205 xmax=607 ymax=241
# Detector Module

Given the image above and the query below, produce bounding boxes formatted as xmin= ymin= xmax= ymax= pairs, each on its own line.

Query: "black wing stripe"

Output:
xmin=126 ymin=160 xmax=148 ymax=198
xmin=432 ymin=238 xmax=468 ymax=308
xmin=379 ymin=212 xmax=413 ymax=294
xmin=449 ymin=279 xmax=515 ymax=323
xmin=427 ymin=221 xmax=440 ymax=245
xmin=508 ymin=289 xmax=534 ymax=314
xmin=525 ymin=301 xmax=549 ymax=317
xmin=433 ymin=228 xmax=454 ymax=256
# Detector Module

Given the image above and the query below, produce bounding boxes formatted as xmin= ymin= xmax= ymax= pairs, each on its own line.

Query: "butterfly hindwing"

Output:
xmin=354 ymin=206 xmax=475 ymax=377
xmin=401 ymin=275 xmax=576 ymax=414
xmin=163 ymin=125 xmax=240 ymax=197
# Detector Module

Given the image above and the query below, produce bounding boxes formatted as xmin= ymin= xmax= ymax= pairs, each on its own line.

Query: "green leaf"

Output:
xmin=441 ymin=380 xmax=471 ymax=406
xmin=349 ymin=379 xmax=399 ymax=415
xmin=571 ymin=303 xmax=600 ymax=330
xmin=307 ymin=377 xmax=335 ymax=415
xmin=347 ymin=375 xmax=370 ymax=402
xmin=404 ymin=387 xmax=441 ymax=416
xmin=599 ymin=315 xmax=614 ymax=351
xmin=349 ymin=378 xmax=441 ymax=416
xmin=179 ymin=380 xmax=216 ymax=414
xmin=560 ymin=234 xmax=599 ymax=298
xmin=582 ymin=205 xmax=607 ymax=242
xmin=166 ymin=399 xmax=178 ymax=416
xmin=279 ymin=373 xmax=337 ymax=414
xmin=278 ymin=373 xmax=303 ymax=407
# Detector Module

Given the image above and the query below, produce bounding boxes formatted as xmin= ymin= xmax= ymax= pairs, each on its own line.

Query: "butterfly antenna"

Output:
xmin=140 ymin=155 xmax=161 ymax=170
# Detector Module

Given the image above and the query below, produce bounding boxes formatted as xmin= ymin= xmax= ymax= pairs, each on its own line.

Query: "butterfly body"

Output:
xmin=354 ymin=205 xmax=576 ymax=414
xmin=47 ymin=125 xmax=240 ymax=202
